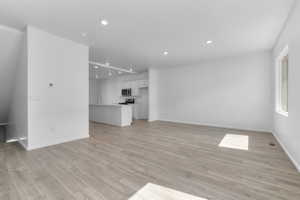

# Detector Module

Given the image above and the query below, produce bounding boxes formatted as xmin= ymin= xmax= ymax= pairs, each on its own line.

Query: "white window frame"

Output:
xmin=275 ymin=46 xmax=289 ymax=117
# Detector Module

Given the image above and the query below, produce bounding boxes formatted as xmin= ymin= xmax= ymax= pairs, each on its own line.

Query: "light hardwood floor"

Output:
xmin=0 ymin=120 xmax=300 ymax=200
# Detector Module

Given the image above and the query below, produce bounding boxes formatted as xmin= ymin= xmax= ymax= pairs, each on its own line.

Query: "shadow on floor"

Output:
xmin=0 ymin=126 xmax=5 ymax=143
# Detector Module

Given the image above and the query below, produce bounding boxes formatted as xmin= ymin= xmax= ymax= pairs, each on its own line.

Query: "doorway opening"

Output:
xmin=133 ymin=87 xmax=149 ymax=121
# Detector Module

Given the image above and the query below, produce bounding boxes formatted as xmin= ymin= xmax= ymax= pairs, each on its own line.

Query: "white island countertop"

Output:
xmin=89 ymin=104 xmax=132 ymax=127
xmin=89 ymin=104 xmax=130 ymax=107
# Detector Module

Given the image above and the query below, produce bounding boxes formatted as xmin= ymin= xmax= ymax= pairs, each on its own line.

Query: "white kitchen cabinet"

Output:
xmin=90 ymin=104 xmax=132 ymax=126
xmin=122 ymin=79 xmax=148 ymax=97
xmin=122 ymin=81 xmax=131 ymax=89
xmin=137 ymin=80 xmax=148 ymax=88
xmin=131 ymin=81 xmax=139 ymax=96
xmin=122 ymin=80 xmax=138 ymax=96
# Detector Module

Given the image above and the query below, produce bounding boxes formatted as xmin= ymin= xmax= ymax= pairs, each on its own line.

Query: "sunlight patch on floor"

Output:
xmin=129 ymin=183 xmax=207 ymax=200
xmin=218 ymin=134 xmax=249 ymax=150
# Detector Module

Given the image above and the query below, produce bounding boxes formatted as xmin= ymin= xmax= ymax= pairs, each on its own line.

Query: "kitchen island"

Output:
xmin=89 ymin=104 xmax=132 ymax=127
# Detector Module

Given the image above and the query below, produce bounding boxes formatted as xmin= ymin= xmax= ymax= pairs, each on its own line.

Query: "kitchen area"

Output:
xmin=89 ymin=65 xmax=149 ymax=127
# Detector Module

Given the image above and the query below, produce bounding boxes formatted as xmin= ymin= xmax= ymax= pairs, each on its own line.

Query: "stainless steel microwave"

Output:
xmin=121 ymin=88 xmax=132 ymax=96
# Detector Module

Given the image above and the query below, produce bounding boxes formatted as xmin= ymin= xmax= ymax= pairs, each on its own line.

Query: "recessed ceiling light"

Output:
xmin=100 ymin=19 xmax=109 ymax=26
xmin=93 ymin=65 xmax=99 ymax=69
xmin=81 ymin=32 xmax=87 ymax=37
xmin=118 ymin=71 xmax=122 ymax=74
xmin=163 ymin=51 xmax=169 ymax=55
xmin=206 ymin=40 xmax=213 ymax=44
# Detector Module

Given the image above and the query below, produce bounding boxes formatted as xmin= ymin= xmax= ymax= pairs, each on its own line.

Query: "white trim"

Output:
xmin=26 ymin=135 xmax=89 ymax=151
xmin=18 ymin=140 xmax=28 ymax=150
xmin=276 ymin=110 xmax=288 ymax=117
xmin=6 ymin=137 xmax=27 ymax=143
xmin=158 ymin=118 xmax=271 ymax=133
xmin=275 ymin=46 xmax=289 ymax=116
xmin=272 ymin=131 xmax=300 ymax=172
xmin=0 ymin=24 xmax=23 ymax=34
xmin=6 ymin=138 xmax=19 ymax=143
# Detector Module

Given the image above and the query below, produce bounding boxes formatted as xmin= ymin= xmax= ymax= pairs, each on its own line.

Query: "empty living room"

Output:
xmin=0 ymin=0 xmax=300 ymax=199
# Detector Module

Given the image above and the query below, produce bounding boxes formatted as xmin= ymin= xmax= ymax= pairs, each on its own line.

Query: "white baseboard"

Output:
xmin=18 ymin=139 xmax=28 ymax=150
xmin=158 ymin=118 xmax=271 ymax=133
xmin=272 ymin=131 xmax=300 ymax=172
xmin=26 ymin=135 xmax=89 ymax=151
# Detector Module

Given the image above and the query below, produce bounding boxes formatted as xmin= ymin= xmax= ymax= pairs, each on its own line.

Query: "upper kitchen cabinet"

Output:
xmin=122 ymin=80 xmax=131 ymax=89
xmin=137 ymin=80 xmax=148 ymax=88
xmin=122 ymin=79 xmax=148 ymax=96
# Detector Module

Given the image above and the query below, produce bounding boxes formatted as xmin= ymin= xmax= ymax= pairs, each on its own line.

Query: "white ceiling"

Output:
xmin=0 ymin=0 xmax=294 ymax=71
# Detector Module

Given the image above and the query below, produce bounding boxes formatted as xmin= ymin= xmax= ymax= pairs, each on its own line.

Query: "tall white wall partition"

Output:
xmin=26 ymin=26 xmax=89 ymax=150
xmin=8 ymin=26 xmax=89 ymax=150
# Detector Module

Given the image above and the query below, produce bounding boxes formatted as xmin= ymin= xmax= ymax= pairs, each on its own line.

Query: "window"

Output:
xmin=276 ymin=46 xmax=288 ymax=116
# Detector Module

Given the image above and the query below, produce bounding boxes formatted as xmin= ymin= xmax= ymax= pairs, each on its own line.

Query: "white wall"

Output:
xmin=26 ymin=26 xmax=89 ymax=150
xmin=272 ymin=1 xmax=300 ymax=171
xmin=0 ymin=25 xmax=23 ymax=123
xmin=150 ymin=51 xmax=272 ymax=132
xmin=148 ymin=68 xmax=159 ymax=121
xmin=7 ymin=32 xmax=28 ymax=147
xmin=89 ymin=79 xmax=99 ymax=105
